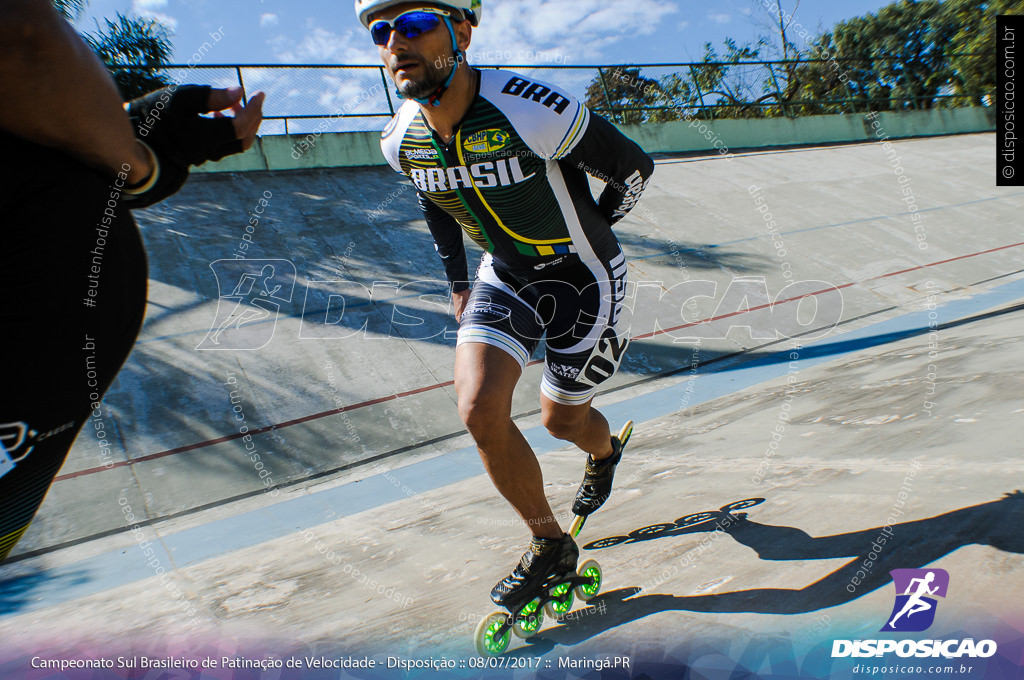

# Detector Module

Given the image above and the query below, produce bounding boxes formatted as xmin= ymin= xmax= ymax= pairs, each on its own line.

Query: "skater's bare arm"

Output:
xmin=417 ymin=190 xmax=471 ymax=320
xmin=0 ymin=0 xmax=153 ymax=183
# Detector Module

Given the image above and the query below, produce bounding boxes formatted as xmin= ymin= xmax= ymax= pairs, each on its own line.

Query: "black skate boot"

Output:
xmin=490 ymin=533 xmax=579 ymax=609
xmin=569 ymin=421 xmax=633 ymax=536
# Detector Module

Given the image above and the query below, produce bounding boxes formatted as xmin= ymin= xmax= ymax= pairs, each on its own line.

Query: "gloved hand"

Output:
xmin=123 ymin=84 xmax=262 ymax=207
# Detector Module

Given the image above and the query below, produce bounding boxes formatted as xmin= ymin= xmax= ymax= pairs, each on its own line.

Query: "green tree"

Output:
xmin=688 ymin=39 xmax=773 ymax=118
xmin=583 ymin=0 xmax=1005 ymax=123
xmin=585 ymin=66 xmax=663 ymax=124
xmin=819 ymin=0 xmax=961 ymax=110
xmin=52 ymin=0 xmax=86 ymax=20
xmin=944 ymin=0 xmax=1024 ymax=105
xmin=52 ymin=0 xmax=172 ymax=100
xmin=653 ymin=72 xmax=699 ymax=122
xmin=784 ymin=33 xmax=858 ymax=115
xmin=584 ymin=39 xmax=768 ymax=124
xmin=86 ymin=13 xmax=173 ymax=99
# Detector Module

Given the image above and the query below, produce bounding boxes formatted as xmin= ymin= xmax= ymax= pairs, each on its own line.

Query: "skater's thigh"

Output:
xmin=453 ymin=341 xmax=522 ymax=414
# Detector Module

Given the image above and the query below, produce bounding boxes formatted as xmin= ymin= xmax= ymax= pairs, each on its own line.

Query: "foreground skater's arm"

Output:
xmin=0 ymin=0 xmax=153 ymax=182
xmin=0 ymin=0 xmax=264 ymax=195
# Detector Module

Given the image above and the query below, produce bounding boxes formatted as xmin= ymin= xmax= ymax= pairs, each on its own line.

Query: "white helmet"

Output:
xmin=354 ymin=0 xmax=481 ymax=28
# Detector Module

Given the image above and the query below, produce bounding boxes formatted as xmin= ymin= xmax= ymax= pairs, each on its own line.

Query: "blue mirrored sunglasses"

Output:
xmin=369 ymin=8 xmax=451 ymax=46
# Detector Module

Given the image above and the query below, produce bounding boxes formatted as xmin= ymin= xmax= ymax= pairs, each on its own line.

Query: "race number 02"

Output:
xmin=579 ymin=327 xmax=630 ymax=388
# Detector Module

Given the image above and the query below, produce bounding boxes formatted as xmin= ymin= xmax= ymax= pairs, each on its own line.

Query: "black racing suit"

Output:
xmin=380 ymin=68 xmax=654 ymax=403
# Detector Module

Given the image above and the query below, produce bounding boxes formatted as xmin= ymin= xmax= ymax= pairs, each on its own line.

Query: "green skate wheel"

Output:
xmin=543 ymin=582 xmax=574 ymax=620
xmin=574 ymin=559 xmax=602 ymax=601
xmin=474 ymin=612 xmax=511 ymax=657
xmin=512 ymin=598 xmax=544 ymax=638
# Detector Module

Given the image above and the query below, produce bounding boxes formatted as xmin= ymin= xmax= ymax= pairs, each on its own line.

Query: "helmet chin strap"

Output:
xmin=407 ymin=16 xmax=462 ymax=108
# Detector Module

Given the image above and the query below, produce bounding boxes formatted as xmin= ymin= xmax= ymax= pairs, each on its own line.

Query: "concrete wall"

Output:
xmin=194 ymin=106 xmax=996 ymax=174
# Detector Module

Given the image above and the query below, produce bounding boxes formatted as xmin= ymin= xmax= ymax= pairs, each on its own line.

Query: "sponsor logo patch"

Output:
xmin=404 ymin=148 xmax=439 ymax=160
xmin=534 ymin=256 xmax=566 ymax=271
xmin=464 ymin=302 xmax=512 ymax=319
xmin=462 ymin=129 xmax=511 ymax=154
xmin=548 ymin=363 xmax=581 ymax=380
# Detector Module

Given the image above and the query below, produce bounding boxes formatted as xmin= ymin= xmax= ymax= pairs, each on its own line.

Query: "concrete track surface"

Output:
xmin=2 ymin=133 xmax=1023 ymax=677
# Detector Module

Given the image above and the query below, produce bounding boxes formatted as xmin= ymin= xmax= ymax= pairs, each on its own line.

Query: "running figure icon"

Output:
xmin=210 ymin=264 xmax=283 ymax=345
xmin=197 ymin=259 xmax=297 ymax=350
xmin=882 ymin=568 xmax=950 ymax=632
xmin=888 ymin=571 xmax=938 ymax=628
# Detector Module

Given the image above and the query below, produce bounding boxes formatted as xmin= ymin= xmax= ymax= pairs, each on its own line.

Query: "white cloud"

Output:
xmin=131 ymin=0 xmax=177 ymax=30
xmin=708 ymin=13 xmax=732 ymax=24
xmin=269 ymin=25 xmax=376 ymax=64
xmin=468 ymin=0 xmax=679 ymax=64
xmin=271 ymin=1 xmax=679 ymax=68
xmin=262 ymin=0 xmax=682 ymax=116
xmin=678 ymin=20 xmax=690 ymax=30
xmin=260 ymin=13 xmax=279 ymax=28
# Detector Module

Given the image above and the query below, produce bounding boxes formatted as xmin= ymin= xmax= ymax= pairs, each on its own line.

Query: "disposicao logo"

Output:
xmin=882 ymin=568 xmax=948 ymax=632
xmin=831 ymin=568 xmax=997 ymax=659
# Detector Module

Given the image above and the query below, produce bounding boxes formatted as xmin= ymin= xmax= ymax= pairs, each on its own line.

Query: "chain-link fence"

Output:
xmin=134 ymin=55 xmax=994 ymax=135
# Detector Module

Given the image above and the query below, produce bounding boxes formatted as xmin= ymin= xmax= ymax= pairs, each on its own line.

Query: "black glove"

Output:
xmin=123 ymin=84 xmax=244 ymax=208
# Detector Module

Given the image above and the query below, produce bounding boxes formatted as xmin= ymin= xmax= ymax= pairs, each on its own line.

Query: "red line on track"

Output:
xmin=56 ymin=380 xmax=454 ymax=481
xmin=56 ymin=241 xmax=1024 ymax=482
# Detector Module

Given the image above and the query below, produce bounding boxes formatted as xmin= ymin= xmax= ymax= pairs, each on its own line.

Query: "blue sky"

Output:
xmin=77 ymin=0 xmax=900 ymax=66
xmin=74 ymin=0 xmax=903 ymax=133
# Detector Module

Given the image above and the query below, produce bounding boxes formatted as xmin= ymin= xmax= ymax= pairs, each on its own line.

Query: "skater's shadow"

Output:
xmin=581 ymin=497 xmax=765 ymax=551
xmin=513 ymin=491 xmax=1024 ymax=654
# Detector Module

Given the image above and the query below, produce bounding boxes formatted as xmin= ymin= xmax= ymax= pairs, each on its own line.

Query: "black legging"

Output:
xmin=1 ymin=130 xmax=148 ymax=561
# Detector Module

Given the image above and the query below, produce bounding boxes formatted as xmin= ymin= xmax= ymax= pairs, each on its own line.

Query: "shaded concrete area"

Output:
xmin=1 ymin=132 xmax=1022 ymax=665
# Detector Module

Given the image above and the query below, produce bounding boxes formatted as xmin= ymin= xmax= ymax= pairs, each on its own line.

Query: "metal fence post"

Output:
xmin=766 ymin=63 xmax=791 ymax=118
xmin=597 ymin=67 xmax=620 ymax=124
xmin=380 ymin=67 xmax=395 ymax=116
xmin=838 ymin=58 xmax=857 ymax=114
xmin=235 ymin=66 xmax=246 ymax=99
xmin=687 ymin=65 xmax=711 ymax=120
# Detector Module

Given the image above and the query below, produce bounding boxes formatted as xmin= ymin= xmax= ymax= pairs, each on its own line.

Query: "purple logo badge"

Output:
xmin=881 ymin=568 xmax=950 ymax=632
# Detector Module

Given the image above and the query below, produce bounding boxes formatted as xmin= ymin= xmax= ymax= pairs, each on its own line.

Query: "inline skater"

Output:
xmin=355 ymin=0 xmax=653 ymax=610
xmin=0 ymin=0 xmax=264 ymax=562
